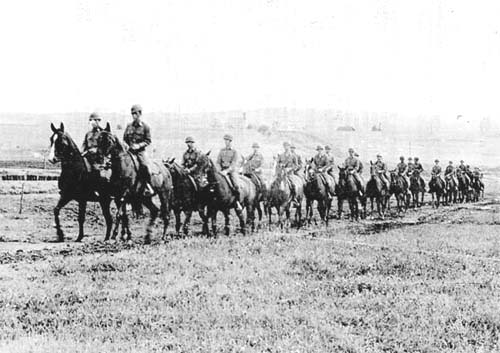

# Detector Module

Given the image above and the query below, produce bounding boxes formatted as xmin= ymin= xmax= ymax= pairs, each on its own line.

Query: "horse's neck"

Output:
xmin=61 ymin=138 xmax=85 ymax=172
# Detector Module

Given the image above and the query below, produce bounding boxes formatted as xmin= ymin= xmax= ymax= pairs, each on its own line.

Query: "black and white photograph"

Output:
xmin=0 ymin=1 xmax=499 ymax=352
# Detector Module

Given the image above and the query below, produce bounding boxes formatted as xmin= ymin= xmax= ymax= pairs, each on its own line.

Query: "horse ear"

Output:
xmin=206 ymin=150 xmax=211 ymax=156
xmin=105 ymin=122 xmax=111 ymax=132
xmin=169 ymin=157 xmax=175 ymax=163
xmin=50 ymin=123 xmax=57 ymax=133
xmin=59 ymin=122 xmax=64 ymax=132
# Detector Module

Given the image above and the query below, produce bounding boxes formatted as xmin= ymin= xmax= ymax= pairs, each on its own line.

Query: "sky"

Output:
xmin=0 ymin=0 xmax=499 ymax=120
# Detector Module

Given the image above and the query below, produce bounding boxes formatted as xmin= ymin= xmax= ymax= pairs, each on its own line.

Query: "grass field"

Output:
xmin=1 ymin=190 xmax=500 ymax=352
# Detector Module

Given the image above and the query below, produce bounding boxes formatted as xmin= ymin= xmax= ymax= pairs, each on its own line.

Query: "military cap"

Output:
xmin=376 ymin=154 xmax=382 ymax=158
xmin=185 ymin=136 xmax=195 ymax=143
xmin=283 ymin=141 xmax=290 ymax=147
xmin=252 ymin=142 xmax=260 ymax=148
xmin=316 ymin=145 xmax=324 ymax=151
xmin=131 ymin=104 xmax=142 ymax=113
xmin=400 ymin=156 xmax=404 ymax=160
xmin=325 ymin=145 xmax=331 ymax=150
xmin=449 ymin=161 xmax=453 ymax=164
xmin=290 ymin=144 xmax=296 ymax=149
xmin=348 ymin=147 xmax=354 ymax=152
xmin=414 ymin=157 xmax=419 ymax=161
xmin=223 ymin=134 xmax=233 ymax=141
xmin=89 ymin=112 xmax=101 ymax=121
xmin=460 ymin=160 xmax=464 ymax=163
xmin=435 ymin=159 xmax=439 ymax=163
xmin=408 ymin=157 xmax=413 ymax=161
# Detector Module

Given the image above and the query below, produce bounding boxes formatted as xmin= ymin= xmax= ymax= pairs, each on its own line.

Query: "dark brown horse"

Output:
xmin=470 ymin=174 xmax=484 ymax=202
xmin=267 ymin=168 xmax=304 ymax=229
xmin=366 ymin=162 xmax=389 ymax=219
xmin=163 ymin=159 xmax=208 ymax=237
xmin=194 ymin=153 xmax=258 ymax=236
xmin=241 ymin=158 xmax=268 ymax=225
xmin=409 ymin=170 xmax=425 ymax=208
xmin=389 ymin=170 xmax=409 ymax=215
xmin=456 ymin=170 xmax=471 ymax=203
xmin=428 ymin=174 xmax=445 ymax=208
xmin=96 ymin=124 xmax=172 ymax=243
xmin=444 ymin=174 xmax=458 ymax=204
xmin=336 ymin=167 xmax=366 ymax=221
xmin=304 ymin=162 xmax=334 ymax=225
xmin=48 ymin=123 xmax=113 ymax=242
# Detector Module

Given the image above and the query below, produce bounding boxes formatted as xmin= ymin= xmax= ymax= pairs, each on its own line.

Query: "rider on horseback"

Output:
xmin=243 ymin=142 xmax=265 ymax=192
xmin=407 ymin=157 xmax=415 ymax=175
xmin=311 ymin=145 xmax=334 ymax=197
xmin=81 ymin=112 xmax=103 ymax=171
xmin=345 ymin=148 xmax=364 ymax=196
xmin=277 ymin=142 xmax=300 ymax=206
xmin=123 ymin=104 xmax=154 ymax=196
xmin=216 ymin=134 xmax=243 ymax=211
xmin=396 ymin=156 xmax=410 ymax=192
xmin=444 ymin=161 xmax=458 ymax=189
xmin=458 ymin=160 xmax=471 ymax=184
xmin=182 ymin=136 xmax=202 ymax=187
xmin=374 ymin=154 xmax=390 ymax=189
xmin=290 ymin=144 xmax=303 ymax=174
xmin=431 ymin=159 xmax=444 ymax=183
xmin=413 ymin=157 xmax=426 ymax=190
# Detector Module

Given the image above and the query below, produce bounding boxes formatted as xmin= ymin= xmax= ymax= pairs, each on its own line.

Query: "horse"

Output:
xmin=365 ymin=162 xmax=389 ymax=219
xmin=48 ymin=122 xmax=113 ymax=242
xmin=267 ymin=167 xmax=304 ymax=229
xmin=456 ymin=170 xmax=471 ymax=203
xmin=163 ymin=159 xmax=208 ymax=237
xmin=470 ymin=175 xmax=484 ymax=202
xmin=241 ymin=158 xmax=268 ymax=225
xmin=336 ymin=167 xmax=366 ymax=221
xmin=388 ymin=170 xmax=409 ymax=215
xmin=428 ymin=174 xmax=446 ymax=208
xmin=96 ymin=124 xmax=172 ymax=243
xmin=444 ymin=174 xmax=458 ymax=205
xmin=409 ymin=170 xmax=425 ymax=208
xmin=304 ymin=161 xmax=335 ymax=225
xmin=194 ymin=152 xmax=258 ymax=236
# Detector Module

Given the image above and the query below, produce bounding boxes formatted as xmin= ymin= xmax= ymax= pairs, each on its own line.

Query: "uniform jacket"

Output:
xmin=432 ymin=165 xmax=442 ymax=175
xmin=374 ymin=160 xmax=387 ymax=173
xmin=217 ymin=147 xmax=238 ymax=171
xmin=312 ymin=153 xmax=328 ymax=170
xmin=345 ymin=156 xmax=362 ymax=172
xmin=81 ymin=127 xmax=102 ymax=153
xmin=123 ymin=121 xmax=151 ymax=151
xmin=245 ymin=151 xmax=264 ymax=174
xmin=182 ymin=148 xmax=201 ymax=172
xmin=397 ymin=162 xmax=407 ymax=174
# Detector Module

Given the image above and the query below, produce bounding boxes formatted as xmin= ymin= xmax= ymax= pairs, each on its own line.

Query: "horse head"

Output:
xmin=48 ymin=122 xmax=79 ymax=164
xmin=96 ymin=123 xmax=122 ymax=158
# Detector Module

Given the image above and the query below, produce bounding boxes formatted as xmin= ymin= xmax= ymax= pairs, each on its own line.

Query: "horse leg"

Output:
xmin=224 ymin=209 xmax=231 ymax=236
xmin=183 ymin=210 xmax=193 ymax=237
xmin=54 ymin=196 xmax=71 ymax=242
xmin=337 ymin=197 xmax=343 ymax=219
xmin=75 ymin=200 xmax=87 ymax=242
xmin=111 ymin=199 xmax=124 ymax=241
xmin=210 ymin=208 xmax=218 ymax=236
xmin=198 ymin=206 xmax=209 ymax=236
xmin=174 ymin=209 xmax=181 ymax=236
xmin=142 ymin=197 xmax=159 ymax=244
xmin=121 ymin=206 xmax=132 ymax=241
xmin=99 ymin=197 xmax=113 ymax=242
xmin=158 ymin=191 xmax=170 ymax=240
xmin=295 ymin=200 xmax=302 ymax=229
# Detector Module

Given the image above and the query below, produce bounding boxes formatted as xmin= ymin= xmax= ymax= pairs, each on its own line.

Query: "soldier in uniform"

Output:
xmin=216 ymin=134 xmax=242 ymax=211
xmin=444 ymin=161 xmax=458 ymax=187
xmin=290 ymin=144 xmax=303 ymax=175
xmin=374 ymin=154 xmax=390 ymax=189
xmin=182 ymin=136 xmax=201 ymax=175
xmin=312 ymin=145 xmax=328 ymax=172
xmin=407 ymin=157 xmax=415 ymax=176
xmin=344 ymin=148 xmax=364 ymax=195
xmin=123 ymin=104 xmax=154 ymax=195
xmin=431 ymin=159 xmax=444 ymax=183
xmin=413 ymin=157 xmax=426 ymax=191
xmin=276 ymin=142 xmax=300 ymax=205
xmin=244 ymin=142 xmax=264 ymax=175
xmin=396 ymin=156 xmax=410 ymax=189
xmin=81 ymin=112 xmax=103 ymax=170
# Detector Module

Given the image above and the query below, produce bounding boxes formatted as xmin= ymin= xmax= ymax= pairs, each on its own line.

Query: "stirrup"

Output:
xmin=144 ymin=184 xmax=154 ymax=197
xmin=235 ymin=201 xmax=243 ymax=211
